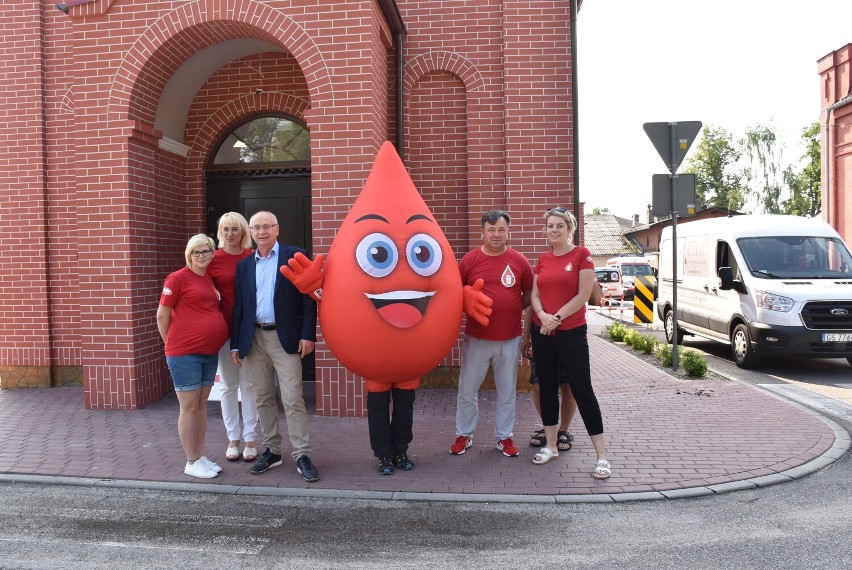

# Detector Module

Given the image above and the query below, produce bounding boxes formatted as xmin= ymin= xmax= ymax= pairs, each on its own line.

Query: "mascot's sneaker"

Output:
xmin=376 ymin=456 xmax=394 ymax=476
xmin=449 ymin=435 xmax=472 ymax=455
xmin=392 ymin=451 xmax=414 ymax=471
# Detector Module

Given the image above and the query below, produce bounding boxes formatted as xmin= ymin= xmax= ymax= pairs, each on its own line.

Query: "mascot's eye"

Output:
xmin=355 ymin=232 xmax=399 ymax=277
xmin=406 ymin=233 xmax=443 ymax=277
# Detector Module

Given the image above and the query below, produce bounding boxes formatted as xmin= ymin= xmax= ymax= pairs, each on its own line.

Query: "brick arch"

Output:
xmin=186 ymin=92 xmax=312 ymax=168
xmin=108 ymin=0 xmax=332 ymax=125
xmin=403 ymin=50 xmax=485 ymax=96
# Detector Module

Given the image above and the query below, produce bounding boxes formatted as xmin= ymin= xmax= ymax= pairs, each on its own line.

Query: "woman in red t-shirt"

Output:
xmin=529 ymin=208 xmax=611 ymax=479
xmin=207 ymin=212 xmax=257 ymax=463
xmin=157 ymin=234 xmax=229 ymax=479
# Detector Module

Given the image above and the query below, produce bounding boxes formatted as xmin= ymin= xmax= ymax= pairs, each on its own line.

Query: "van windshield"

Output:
xmin=737 ymin=236 xmax=852 ymax=279
xmin=621 ymin=264 xmax=653 ymax=277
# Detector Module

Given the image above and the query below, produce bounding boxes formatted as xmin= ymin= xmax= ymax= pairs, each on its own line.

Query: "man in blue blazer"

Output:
xmin=230 ymin=211 xmax=319 ymax=482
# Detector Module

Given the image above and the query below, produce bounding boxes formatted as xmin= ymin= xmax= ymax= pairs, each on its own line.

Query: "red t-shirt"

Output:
xmin=533 ymin=246 xmax=594 ymax=331
xmin=159 ymin=267 xmax=229 ymax=356
xmin=459 ymin=247 xmax=533 ymax=340
xmin=207 ymin=248 xmax=253 ymax=336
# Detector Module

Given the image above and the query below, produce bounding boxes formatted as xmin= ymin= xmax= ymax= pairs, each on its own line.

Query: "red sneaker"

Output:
xmin=497 ymin=438 xmax=519 ymax=457
xmin=449 ymin=435 xmax=472 ymax=455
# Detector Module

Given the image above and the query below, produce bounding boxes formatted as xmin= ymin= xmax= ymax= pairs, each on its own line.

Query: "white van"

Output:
xmin=606 ymin=255 xmax=654 ymax=300
xmin=657 ymin=214 xmax=852 ymax=368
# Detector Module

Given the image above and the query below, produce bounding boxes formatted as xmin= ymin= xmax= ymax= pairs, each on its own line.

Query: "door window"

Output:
xmin=212 ymin=116 xmax=310 ymax=166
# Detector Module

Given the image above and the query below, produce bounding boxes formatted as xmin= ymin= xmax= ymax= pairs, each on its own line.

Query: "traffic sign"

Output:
xmin=643 ymin=121 xmax=702 ymax=174
xmin=651 ymin=173 xmax=696 ymax=217
xmin=633 ymin=276 xmax=655 ymax=324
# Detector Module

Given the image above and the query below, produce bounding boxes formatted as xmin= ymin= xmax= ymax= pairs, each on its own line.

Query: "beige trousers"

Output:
xmin=245 ymin=328 xmax=310 ymax=458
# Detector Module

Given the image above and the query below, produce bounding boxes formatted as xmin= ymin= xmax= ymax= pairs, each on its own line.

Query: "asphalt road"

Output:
xmin=2 ymin=448 xmax=852 ymax=570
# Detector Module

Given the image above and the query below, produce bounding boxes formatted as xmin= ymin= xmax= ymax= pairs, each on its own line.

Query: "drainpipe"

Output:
xmin=396 ymin=32 xmax=405 ymax=160
xmin=822 ymin=95 xmax=852 ymax=227
xmin=570 ymin=0 xmax=580 ymax=244
xmin=376 ymin=0 xmax=407 ymax=159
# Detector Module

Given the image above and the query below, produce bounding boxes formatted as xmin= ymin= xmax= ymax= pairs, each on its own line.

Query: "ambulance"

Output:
xmin=606 ymin=255 xmax=655 ymax=300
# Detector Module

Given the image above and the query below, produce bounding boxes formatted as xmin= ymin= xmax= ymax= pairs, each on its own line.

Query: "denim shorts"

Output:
xmin=166 ymin=353 xmax=218 ymax=392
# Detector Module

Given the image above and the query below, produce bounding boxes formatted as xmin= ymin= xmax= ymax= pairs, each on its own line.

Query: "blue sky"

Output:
xmin=577 ymin=0 xmax=852 ymax=221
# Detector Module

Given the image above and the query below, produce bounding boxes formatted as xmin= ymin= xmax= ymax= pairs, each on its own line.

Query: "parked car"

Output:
xmin=594 ymin=267 xmax=624 ymax=304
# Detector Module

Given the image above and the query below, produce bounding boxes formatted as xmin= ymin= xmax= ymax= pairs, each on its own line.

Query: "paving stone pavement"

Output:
xmin=0 ymin=316 xmax=848 ymax=502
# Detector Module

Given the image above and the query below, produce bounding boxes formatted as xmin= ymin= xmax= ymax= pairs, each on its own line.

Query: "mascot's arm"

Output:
xmin=462 ymin=278 xmax=493 ymax=327
xmin=280 ymin=252 xmax=325 ymax=302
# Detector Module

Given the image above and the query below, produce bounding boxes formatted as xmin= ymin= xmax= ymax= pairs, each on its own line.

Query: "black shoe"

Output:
xmin=249 ymin=448 xmax=282 ymax=475
xmin=296 ymin=455 xmax=320 ymax=482
xmin=392 ymin=451 xmax=414 ymax=471
xmin=376 ymin=456 xmax=394 ymax=476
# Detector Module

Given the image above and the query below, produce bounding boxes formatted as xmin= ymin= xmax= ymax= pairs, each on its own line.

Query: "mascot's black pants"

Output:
xmin=367 ymin=388 xmax=416 ymax=458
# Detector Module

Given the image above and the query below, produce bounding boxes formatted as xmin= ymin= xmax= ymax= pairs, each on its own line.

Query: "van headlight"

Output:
xmin=754 ymin=290 xmax=793 ymax=312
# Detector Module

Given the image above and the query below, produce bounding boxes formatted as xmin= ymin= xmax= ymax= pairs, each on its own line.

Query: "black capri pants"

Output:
xmin=530 ymin=324 xmax=604 ymax=436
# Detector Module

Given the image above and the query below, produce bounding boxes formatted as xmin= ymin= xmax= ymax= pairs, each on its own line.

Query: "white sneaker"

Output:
xmin=184 ymin=460 xmax=218 ymax=479
xmin=197 ymin=456 xmax=223 ymax=473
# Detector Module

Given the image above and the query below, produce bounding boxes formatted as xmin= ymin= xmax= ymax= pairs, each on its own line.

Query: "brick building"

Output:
xmin=819 ymin=43 xmax=852 ymax=244
xmin=0 ymin=0 xmax=583 ymax=415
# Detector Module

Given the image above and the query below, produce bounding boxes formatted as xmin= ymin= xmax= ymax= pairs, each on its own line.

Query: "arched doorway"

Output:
xmin=206 ymin=115 xmax=312 ymax=248
xmin=205 ymin=114 xmax=315 ymax=401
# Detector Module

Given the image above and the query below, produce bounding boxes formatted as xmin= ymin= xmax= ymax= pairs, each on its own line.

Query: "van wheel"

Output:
xmin=664 ymin=310 xmax=684 ymax=345
xmin=732 ymin=323 xmax=762 ymax=369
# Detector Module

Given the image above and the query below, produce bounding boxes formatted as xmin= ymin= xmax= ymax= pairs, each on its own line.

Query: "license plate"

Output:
xmin=822 ymin=333 xmax=852 ymax=342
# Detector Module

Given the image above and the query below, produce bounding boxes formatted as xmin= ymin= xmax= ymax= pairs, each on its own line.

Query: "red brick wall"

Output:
xmin=0 ymin=0 xmax=577 ymax=415
xmin=819 ymin=44 xmax=852 ymax=243
xmin=0 ymin=3 xmax=51 ymax=374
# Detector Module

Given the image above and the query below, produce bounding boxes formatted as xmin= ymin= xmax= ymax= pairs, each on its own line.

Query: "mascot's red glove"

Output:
xmin=280 ymin=252 xmax=325 ymax=301
xmin=462 ymin=278 xmax=493 ymax=327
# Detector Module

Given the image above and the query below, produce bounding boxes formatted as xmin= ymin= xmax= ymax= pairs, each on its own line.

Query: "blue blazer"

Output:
xmin=231 ymin=244 xmax=318 ymax=358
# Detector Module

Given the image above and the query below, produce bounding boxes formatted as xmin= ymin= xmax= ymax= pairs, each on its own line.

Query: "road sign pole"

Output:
xmin=642 ymin=120 xmax=701 ymax=372
xmin=669 ymin=123 xmax=679 ymax=370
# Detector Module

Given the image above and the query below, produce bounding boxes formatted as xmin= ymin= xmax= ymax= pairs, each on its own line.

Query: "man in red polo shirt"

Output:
xmin=449 ymin=210 xmax=533 ymax=457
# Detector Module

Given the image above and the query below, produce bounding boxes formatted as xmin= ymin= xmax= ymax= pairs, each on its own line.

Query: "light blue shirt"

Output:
xmin=255 ymin=242 xmax=279 ymax=324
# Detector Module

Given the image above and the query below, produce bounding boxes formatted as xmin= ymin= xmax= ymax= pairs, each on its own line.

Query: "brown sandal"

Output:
xmin=529 ymin=429 xmax=546 ymax=447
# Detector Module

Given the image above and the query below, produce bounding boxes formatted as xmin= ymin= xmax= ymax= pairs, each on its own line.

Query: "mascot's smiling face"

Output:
xmin=320 ymin=143 xmax=462 ymax=382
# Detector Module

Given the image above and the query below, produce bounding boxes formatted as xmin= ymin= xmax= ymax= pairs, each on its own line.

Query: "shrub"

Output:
xmin=605 ymin=322 xmax=629 ymax=342
xmin=633 ymin=333 xmax=658 ymax=355
xmin=681 ymin=350 xmax=709 ymax=377
xmin=655 ymin=343 xmax=673 ymax=366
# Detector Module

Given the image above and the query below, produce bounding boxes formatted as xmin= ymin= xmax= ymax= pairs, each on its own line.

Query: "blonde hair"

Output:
xmin=216 ymin=212 xmax=251 ymax=250
xmin=184 ymin=234 xmax=216 ymax=267
xmin=544 ymin=207 xmax=576 ymax=235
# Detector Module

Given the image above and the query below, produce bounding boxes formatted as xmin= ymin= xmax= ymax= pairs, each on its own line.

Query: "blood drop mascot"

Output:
xmin=282 ymin=142 xmax=492 ymax=475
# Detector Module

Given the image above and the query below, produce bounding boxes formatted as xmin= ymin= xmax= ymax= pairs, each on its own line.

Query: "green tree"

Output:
xmin=683 ymin=125 xmax=747 ymax=212
xmin=590 ymin=207 xmax=611 ymax=215
xmin=743 ymin=123 xmax=785 ymax=214
xmin=783 ymin=122 xmax=821 ymax=217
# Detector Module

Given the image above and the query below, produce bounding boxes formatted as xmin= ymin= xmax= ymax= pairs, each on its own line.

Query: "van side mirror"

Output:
xmin=718 ymin=267 xmax=739 ymax=292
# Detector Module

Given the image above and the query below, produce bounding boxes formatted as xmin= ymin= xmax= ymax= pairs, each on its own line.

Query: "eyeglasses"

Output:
xmin=191 ymin=249 xmax=213 ymax=258
xmin=250 ymin=224 xmax=278 ymax=232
